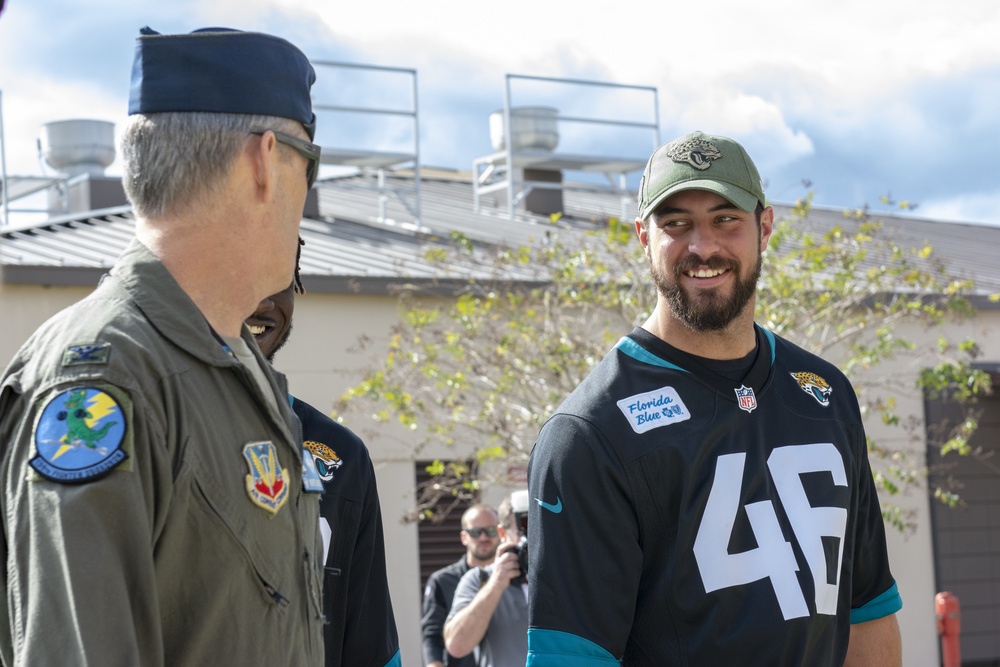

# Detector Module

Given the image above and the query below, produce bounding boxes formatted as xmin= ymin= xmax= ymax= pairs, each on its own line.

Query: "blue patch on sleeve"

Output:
xmin=30 ymin=386 xmax=129 ymax=483
xmin=527 ymin=628 xmax=619 ymax=667
xmin=381 ymin=648 xmax=401 ymax=667
xmin=851 ymin=581 xmax=902 ymax=624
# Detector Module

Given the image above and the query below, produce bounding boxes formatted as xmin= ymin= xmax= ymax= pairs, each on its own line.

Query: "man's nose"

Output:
xmin=688 ymin=223 xmax=721 ymax=257
xmin=254 ymin=297 xmax=275 ymax=315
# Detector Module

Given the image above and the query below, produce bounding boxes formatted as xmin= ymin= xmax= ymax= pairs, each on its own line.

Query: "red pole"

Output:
xmin=935 ymin=591 xmax=961 ymax=667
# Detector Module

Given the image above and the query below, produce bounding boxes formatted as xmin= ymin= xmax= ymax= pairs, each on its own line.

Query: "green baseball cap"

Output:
xmin=637 ymin=131 xmax=765 ymax=219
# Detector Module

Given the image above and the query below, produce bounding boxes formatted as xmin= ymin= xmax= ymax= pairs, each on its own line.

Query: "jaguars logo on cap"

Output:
xmin=31 ymin=386 xmax=129 ymax=483
xmin=666 ymin=138 xmax=722 ymax=171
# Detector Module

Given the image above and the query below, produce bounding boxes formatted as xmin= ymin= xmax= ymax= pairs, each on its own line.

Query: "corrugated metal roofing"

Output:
xmin=2 ymin=173 xmax=998 ymax=298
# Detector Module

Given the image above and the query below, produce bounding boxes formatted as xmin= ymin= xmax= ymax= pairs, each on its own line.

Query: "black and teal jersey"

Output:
xmin=526 ymin=325 xmax=901 ymax=666
xmin=292 ymin=397 xmax=401 ymax=667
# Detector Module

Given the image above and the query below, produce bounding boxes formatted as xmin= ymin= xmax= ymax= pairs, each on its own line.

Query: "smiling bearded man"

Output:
xmin=526 ymin=131 xmax=903 ymax=667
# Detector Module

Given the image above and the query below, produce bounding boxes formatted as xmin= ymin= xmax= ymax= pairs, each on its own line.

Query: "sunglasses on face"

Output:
xmin=463 ymin=527 xmax=498 ymax=539
xmin=250 ymin=129 xmax=321 ymax=188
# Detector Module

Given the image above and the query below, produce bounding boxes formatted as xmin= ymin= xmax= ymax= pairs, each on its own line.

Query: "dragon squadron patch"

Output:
xmin=30 ymin=386 xmax=130 ymax=483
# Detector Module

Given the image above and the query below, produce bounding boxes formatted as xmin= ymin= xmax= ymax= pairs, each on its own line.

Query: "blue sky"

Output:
xmin=2 ymin=0 xmax=1000 ymax=226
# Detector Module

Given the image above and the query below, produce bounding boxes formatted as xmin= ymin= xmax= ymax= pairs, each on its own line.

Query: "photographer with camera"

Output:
xmin=443 ymin=492 xmax=529 ymax=667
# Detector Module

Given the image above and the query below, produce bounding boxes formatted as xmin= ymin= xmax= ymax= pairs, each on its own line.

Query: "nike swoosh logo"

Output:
xmin=535 ymin=496 xmax=563 ymax=514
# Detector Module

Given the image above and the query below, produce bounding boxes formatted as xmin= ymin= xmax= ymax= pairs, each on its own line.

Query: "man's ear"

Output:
xmin=759 ymin=206 xmax=775 ymax=252
xmin=249 ymin=130 xmax=278 ymax=200
xmin=635 ymin=217 xmax=651 ymax=257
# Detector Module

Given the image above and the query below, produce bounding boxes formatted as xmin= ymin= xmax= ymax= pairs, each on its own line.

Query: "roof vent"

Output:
xmin=38 ymin=119 xmax=116 ymax=177
xmin=489 ymin=106 xmax=559 ymax=152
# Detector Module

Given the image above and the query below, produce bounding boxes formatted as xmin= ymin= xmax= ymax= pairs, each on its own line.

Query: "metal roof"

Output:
xmin=2 ymin=173 xmax=998 ymax=299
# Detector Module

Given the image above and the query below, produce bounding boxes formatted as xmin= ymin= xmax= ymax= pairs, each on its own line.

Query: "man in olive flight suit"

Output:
xmin=0 ymin=26 xmax=325 ymax=666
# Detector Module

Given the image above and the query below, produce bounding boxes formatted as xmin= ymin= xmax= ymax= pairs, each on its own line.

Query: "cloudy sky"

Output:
xmin=2 ymin=0 xmax=999 ymax=226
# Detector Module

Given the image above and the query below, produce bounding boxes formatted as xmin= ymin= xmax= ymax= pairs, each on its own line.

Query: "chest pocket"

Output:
xmin=190 ymin=459 xmax=292 ymax=608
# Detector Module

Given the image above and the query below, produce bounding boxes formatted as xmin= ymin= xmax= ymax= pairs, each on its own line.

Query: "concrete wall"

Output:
xmin=2 ymin=283 xmax=92 ymax=365
xmin=5 ymin=279 xmax=999 ymax=666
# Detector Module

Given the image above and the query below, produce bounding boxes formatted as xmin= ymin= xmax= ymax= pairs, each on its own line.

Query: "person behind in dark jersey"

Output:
xmin=248 ymin=245 xmax=401 ymax=667
xmin=526 ymin=131 xmax=903 ymax=666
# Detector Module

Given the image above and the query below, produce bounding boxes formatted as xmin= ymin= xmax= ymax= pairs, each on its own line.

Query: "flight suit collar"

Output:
xmin=111 ymin=238 xmax=251 ymax=367
xmin=109 ymin=237 xmax=299 ymax=455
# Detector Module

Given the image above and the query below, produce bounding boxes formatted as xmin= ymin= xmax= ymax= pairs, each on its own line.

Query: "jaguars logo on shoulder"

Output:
xmin=304 ymin=440 xmax=342 ymax=482
xmin=790 ymin=372 xmax=833 ymax=407
xmin=31 ymin=386 xmax=129 ymax=483
xmin=666 ymin=138 xmax=723 ymax=171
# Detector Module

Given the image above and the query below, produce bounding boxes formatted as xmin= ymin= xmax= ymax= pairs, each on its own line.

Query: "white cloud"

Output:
xmin=919 ymin=192 xmax=1000 ymax=228
xmin=2 ymin=78 xmax=125 ymax=177
xmin=2 ymin=0 xmax=1000 ymax=225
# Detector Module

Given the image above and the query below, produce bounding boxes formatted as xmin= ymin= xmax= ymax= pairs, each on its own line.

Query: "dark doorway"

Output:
xmin=926 ymin=370 xmax=1000 ymax=665
xmin=415 ymin=460 xmax=478 ymax=590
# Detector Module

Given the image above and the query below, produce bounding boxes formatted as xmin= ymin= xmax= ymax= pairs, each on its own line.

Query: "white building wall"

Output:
xmin=5 ymin=280 xmax=999 ymax=667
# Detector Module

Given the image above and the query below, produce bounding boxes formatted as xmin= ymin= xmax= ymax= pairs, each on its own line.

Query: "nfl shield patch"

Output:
xmin=243 ymin=442 xmax=290 ymax=514
xmin=734 ymin=385 xmax=757 ymax=413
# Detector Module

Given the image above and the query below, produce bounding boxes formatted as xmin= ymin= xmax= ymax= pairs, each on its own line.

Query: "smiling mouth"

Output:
xmin=685 ymin=267 xmax=728 ymax=278
xmin=247 ymin=319 xmax=275 ymax=338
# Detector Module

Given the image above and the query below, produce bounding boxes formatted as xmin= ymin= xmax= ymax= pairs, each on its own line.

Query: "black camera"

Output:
xmin=511 ymin=535 xmax=529 ymax=577
xmin=509 ymin=490 xmax=529 ymax=582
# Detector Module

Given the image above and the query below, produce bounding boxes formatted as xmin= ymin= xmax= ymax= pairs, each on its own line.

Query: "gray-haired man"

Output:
xmin=0 ymin=26 xmax=324 ymax=665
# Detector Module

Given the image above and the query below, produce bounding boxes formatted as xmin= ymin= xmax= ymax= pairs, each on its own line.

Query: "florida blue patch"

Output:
xmin=31 ymin=386 xmax=129 ymax=483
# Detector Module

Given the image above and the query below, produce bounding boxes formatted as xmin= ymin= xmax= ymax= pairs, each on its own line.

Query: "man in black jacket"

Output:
xmin=248 ymin=257 xmax=400 ymax=667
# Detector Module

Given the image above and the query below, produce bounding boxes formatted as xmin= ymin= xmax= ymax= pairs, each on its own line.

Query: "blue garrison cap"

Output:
xmin=128 ymin=27 xmax=317 ymax=139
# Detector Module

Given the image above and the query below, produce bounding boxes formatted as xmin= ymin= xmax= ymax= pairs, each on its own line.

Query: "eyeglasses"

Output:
xmin=463 ymin=527 xmax=498 ymax=539
xmin=250 ymin=129 xmax=321 ymax=188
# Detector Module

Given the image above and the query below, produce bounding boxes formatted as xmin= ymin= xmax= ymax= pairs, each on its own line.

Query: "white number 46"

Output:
xmin=693 ymin=443 xmax=848 ymax=620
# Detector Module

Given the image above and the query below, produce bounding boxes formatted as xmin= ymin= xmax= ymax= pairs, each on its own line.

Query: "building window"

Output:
xmin=415 ymin=459 xmax=478 ymax=589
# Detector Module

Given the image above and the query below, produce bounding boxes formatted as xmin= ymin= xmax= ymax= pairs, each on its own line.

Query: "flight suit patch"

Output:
xmin=243 ymin=442 xmax=290 ymax=514
xmin=30 ymin=385 xmax=131 ymax=483
xmin=61 ymin=343 xmax=112 ymax=367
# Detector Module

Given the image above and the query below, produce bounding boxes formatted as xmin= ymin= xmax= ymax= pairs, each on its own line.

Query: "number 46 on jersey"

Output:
xmin=694 ymin=443 xmax=848 ymax=620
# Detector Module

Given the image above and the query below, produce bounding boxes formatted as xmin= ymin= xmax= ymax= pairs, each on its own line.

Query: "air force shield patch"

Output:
xmin=244 ymin=442 xmax=290 ymax=514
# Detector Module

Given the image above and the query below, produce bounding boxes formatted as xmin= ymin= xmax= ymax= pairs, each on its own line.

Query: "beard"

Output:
xmin=651 ymin=251 xmax=762 ymax=332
